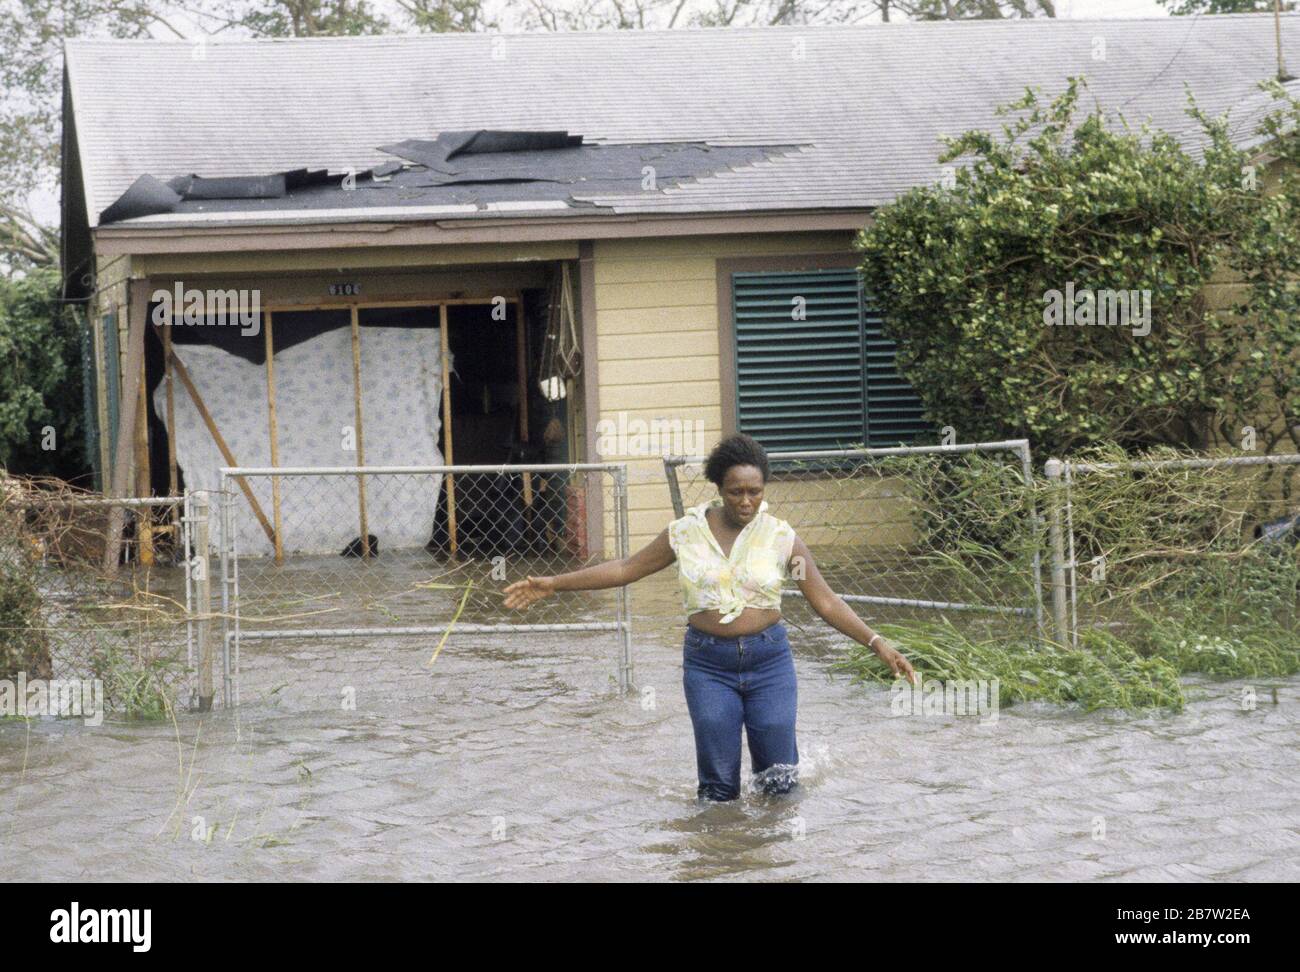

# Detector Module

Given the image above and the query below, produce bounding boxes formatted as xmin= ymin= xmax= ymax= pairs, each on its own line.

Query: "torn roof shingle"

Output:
xmin=64 ymin=15 xmax=1300 ymax=229
xmin=95 ymin=136 xmax=803 ymax=224
xmin=380 ymin=130 xmax=585 ymax=173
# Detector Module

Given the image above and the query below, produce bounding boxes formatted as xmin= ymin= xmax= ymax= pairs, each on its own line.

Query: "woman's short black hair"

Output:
xmin=704 ymin=433 xmax=770 ymax=488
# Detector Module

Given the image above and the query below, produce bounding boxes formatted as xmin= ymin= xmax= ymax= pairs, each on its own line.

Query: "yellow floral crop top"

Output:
xmin=666 ymin=497 xmax=798 ymax=623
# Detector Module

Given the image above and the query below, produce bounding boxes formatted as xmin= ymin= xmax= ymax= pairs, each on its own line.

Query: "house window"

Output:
xmin=731 ymin=269 xmax=930 ymax=453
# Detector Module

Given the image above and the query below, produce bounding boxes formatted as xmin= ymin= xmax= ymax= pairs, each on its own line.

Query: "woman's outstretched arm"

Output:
xmin=503 ymin=528 xmax=675 ymax=610
xmin=790 ymin=535 xmax=917 ymax=684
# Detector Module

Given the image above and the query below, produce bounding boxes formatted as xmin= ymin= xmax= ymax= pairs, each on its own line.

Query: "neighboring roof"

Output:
xmin=64 ymin=14 xmax=1300 ymax=231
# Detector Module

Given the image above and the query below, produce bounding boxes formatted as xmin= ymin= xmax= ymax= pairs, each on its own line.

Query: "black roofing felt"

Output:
xmin=98 ymin=174 xmax=182 ymax=224
xmin=96 ymin=130 xmax=802 ymax=224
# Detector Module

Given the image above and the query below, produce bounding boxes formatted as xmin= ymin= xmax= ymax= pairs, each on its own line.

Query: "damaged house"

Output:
xmin=61 ymin=17 xmax=1300 ymax=558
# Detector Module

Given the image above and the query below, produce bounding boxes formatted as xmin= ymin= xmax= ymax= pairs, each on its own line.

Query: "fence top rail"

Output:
xmin=1051 ymin=453 xmax=1300 ymax=475
xmin=663 ymin=439 xmax=1032 ymax=467
xmin=3 ymin=495 xmax=185 ymax=509
xmin=220 ymin=463 xmax=627 ymax=477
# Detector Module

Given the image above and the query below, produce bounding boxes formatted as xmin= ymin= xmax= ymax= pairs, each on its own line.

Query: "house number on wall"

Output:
xmin=329 ymin=283 xmax=360 ymax=296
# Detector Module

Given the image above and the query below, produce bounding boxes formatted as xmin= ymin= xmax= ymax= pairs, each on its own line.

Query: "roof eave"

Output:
xmin=91 ymin=207 xmax=876 ymax=257
xmin=63 ymin=44 xmax=101 ymax=234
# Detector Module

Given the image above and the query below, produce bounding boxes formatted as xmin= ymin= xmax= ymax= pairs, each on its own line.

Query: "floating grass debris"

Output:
xmin=834 ymin=619 xmax=1187 ymax=712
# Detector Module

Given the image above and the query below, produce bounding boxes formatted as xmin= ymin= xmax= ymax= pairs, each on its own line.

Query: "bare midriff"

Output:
xmin=687 ymin=605 xmax=782 ymax=638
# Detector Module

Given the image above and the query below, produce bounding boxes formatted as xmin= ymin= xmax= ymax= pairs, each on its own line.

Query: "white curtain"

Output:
xmin=156 ymin=325 xmax=446 ymax=557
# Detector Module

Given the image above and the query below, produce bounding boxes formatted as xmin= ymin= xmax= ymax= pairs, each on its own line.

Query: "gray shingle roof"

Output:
xmin=65 ymin=14 xmax=1300 ymax=228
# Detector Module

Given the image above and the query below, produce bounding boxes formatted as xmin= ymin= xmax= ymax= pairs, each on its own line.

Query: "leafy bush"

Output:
xmin=856 ymin=78 xmax=1300 ymax=458
xmin=0 ymin=555 xmax=52 ymax=682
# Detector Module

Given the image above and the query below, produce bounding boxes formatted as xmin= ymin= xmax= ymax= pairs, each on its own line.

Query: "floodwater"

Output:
xmin=2 ymin=569 xmax=1297 ymax=882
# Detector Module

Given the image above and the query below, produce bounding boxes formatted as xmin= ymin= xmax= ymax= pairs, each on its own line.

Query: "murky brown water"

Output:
xmin=2 ymin=570 xmax=1297 ymax=881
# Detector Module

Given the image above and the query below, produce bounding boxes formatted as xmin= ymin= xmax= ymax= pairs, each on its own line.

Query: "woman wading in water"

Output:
xmin=504 ymin=433 xmax=916 ymax=802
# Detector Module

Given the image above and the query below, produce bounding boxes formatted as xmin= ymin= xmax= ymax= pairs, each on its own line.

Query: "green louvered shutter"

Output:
xmin=861 ymin=293 xmax=930 ymax=447
xmin=732 ymin=269 xmax=929 ymax=452
xmin=732 ymin=270 xmax=866 ymax=452
xmin=102 ymin=311 xmax=121 ymax=470
xmin=80 ymin=315 xmax=102 ymax=490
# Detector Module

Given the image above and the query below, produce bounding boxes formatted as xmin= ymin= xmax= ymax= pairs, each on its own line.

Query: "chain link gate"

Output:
xmin=0 ymin=486 xmax=216 ymax=715
xmin=663 ymin=441 xmax=1046 ymax=642
xmin=215 ymin=463 xmax=632 ymax=705
xmin=1045 ymin=451 xmax=1300 ymax=651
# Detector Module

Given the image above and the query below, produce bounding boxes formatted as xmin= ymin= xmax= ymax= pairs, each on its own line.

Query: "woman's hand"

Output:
xmin=503 ymin=575 xmax=557 ymax=610
xmin=874 ymin=637 xmax=918 ymax=685
xmin=499 ymin=534 xmax=672 ymax=606
xmin=792 ymin=535 xmax=918 ymax=687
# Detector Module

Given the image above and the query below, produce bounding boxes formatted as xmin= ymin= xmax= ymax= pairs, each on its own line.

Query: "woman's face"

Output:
xmin=719 ymin=464 xmax=765 ymax=528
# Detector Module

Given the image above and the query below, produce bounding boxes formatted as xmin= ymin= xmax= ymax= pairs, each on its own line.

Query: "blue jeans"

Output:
xmin=682 ymin=620 xmax=799 ymax=802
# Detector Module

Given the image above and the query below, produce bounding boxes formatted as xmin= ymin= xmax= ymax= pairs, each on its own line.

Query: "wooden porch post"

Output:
xmin=103 ymin=279 xmax=150 ymax=572
xmin=264 ymin=311 xmax=284 ymax=564
xmin=440 ymin=304 xmax=458 ymax=556
xmin=350 ymin=307 xmax=371 ymax=559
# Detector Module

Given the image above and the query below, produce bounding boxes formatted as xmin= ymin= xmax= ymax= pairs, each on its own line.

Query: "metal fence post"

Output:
xmin=1015 ymin=440 xmax=1048 ymax=644
xmin=614 ymin=465 xmax=633 ymax=695
xmin=1062 ymin=460 xmax=1079 ymax=650
xmin=192 ymin=490 xmax=214 ymax=711
xmin=663 ymin=456 xmax=686 ymax=518
xmin=1043 ymin=459 xmax=1070 ymax=648
xmin=218 ymin=487 xmax=235 ymax=708
xmin=183 ymin=490 xmax=195 ymax=670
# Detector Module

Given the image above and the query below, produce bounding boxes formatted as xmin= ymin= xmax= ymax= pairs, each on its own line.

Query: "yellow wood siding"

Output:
xmin=589 ymin=232 xmax=864 ymax=550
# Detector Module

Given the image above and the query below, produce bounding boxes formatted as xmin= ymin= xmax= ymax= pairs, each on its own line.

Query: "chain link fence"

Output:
xmin=663 ymin=441 xmax=1045 ymax=643
xmin=217 ymin=463 xmax=632 ymax=702
xmin=0 ymin=479 xmax=197 ymax=718
xmin=1046 ymin=451 xmax=1300 ymax=663
xmin=8 ymin=445 xmax=1295 ymax=719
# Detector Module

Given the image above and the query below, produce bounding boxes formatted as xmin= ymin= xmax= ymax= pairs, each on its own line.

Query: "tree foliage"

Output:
xmin=1159 ymin=0 xmax=1295 ymax=14
xmin=0 ymin=0 xmax=164 ymax=273
xmin=0 ymin=266 xmax=86 ymax=479
xmin=515 ymin=0 xmax=1054 ymax=29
